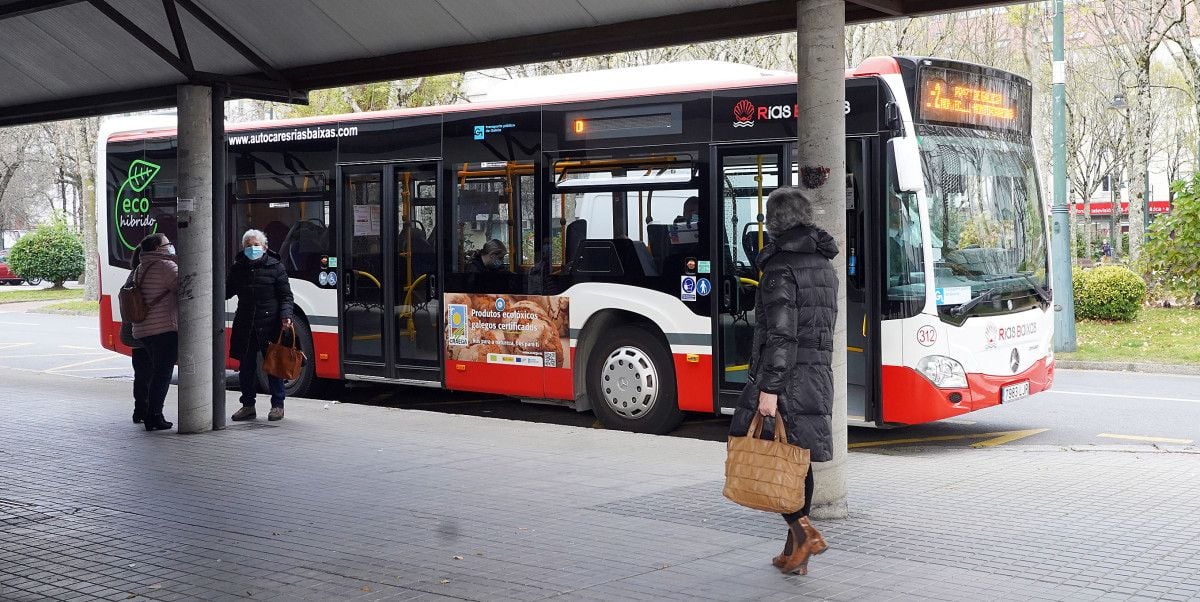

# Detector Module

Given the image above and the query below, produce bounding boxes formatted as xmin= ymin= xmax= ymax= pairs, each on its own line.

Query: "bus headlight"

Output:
xmin=917 ymin=355 xmax=968 ymax=389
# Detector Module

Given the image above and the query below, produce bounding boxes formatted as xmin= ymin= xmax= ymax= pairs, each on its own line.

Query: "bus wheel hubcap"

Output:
xmin=601 ymin=346 xmax=658 ymax=419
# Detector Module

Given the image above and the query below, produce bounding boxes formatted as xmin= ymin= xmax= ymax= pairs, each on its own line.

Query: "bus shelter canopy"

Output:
xmin=0 ymin=0 xmax=1019 ymax=127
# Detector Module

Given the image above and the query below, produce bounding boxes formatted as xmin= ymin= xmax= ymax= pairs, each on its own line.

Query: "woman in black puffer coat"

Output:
xmin=226 ymin=228 xmax=294 ymax=422
xmin=728 ymin=186 xmax=838 ymax=576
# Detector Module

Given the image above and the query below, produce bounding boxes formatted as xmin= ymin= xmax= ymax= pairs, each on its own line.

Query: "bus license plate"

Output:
xmin=1001 ymin=381 xmax=1030 ymax=403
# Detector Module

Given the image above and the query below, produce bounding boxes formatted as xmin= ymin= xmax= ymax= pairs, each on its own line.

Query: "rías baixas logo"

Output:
xmin=113 ymin=159 xmax=161 ymax=251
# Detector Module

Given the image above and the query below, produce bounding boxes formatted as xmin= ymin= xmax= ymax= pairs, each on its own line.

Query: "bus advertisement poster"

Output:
xmin=443 ymin=293 xmax=570 ymax=369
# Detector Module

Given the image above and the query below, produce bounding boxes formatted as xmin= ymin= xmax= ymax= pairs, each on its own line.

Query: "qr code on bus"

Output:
xmin=543 ymin=352 xmax=556 ymax=368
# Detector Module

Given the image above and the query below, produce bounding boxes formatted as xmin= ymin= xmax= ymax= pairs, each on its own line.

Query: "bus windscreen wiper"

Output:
xmin=951 ymin=287 xmax=1000 ymax=317
xmin=1020 ymin=275 xmax=1052 ymax=305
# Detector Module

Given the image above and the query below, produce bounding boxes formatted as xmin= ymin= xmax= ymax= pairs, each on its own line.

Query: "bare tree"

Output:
xmin=1082 ymin=0 xmax=1183 ymax=262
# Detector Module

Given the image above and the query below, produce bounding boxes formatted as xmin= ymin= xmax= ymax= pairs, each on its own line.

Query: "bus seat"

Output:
xmin=563 ymin=219 xmax=587 ymax=272
xmin=742 ymin=226 xmax=771 ymax=266
xmin=629 ymin=240 xmax=658 ymax=277
xmin=574 ymin=240 xmax=623 ymax=275
xmin=646 ymin=223 xmax=670 ymax=271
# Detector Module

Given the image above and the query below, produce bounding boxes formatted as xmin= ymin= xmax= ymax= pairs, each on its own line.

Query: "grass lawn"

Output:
xmin=1060 ymin=307 xmax=1200 ymax=365
xmin=0 ymin=288 xmax=84 ymax=304
xmin=31 ymin=299 xmax=99 ymax=315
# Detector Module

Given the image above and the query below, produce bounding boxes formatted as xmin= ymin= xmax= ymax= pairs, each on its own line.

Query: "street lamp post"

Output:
xmin=1108 ymin=74 xmax=1151 ymax=241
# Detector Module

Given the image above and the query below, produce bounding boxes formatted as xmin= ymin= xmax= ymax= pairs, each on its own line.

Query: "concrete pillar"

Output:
xmin=211 ymin=88 xmax=227 ymax=431
xmin=796 ymin=0 xmax=848 ymax=519
xmin=176 ymin=84 xmax=214 ymax=434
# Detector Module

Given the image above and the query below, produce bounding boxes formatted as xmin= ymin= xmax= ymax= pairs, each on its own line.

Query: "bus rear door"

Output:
xmin=339 ymin=162 xmax=443 ymax=384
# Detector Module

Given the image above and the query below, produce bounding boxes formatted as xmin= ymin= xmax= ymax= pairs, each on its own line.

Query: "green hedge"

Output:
xmin=1072 ymin=265 xmax=1146 ymax=322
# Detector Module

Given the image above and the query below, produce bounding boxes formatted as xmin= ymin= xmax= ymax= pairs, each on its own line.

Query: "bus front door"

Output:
xmin=713 ymin=142 xmax=880 ymax=424
xmin=714 ymin=145 xmax=785 ymax=408
xmin=339 ymin=163 xmax=442 ymax=384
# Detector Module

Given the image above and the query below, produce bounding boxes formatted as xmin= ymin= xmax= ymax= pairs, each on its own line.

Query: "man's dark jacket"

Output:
xmin=226 ymin=250 xmax=294 ymax=361
xmin=729 ymin=224 xmax=839 ymax=463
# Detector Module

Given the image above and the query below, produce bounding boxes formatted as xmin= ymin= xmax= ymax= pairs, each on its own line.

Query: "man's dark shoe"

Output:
xmin=132 ymin=413 xmax=144 ymax=424
xmin=231 ymin=406 xmax=256 ymax=421
xmin=268 ymin=407 xmax=284 ymax=421
xmin=144 ymin=416 xmax=172 ymax=432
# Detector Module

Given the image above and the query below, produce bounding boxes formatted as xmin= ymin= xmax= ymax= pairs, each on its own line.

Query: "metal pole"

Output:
xmin=1143 ymin=169 xmax=1151 ymax=232
xmin=796 ymin=0 xmax=847 ymax=519
xmin=212 ymin=86 xmax=227 ymax=430
xmin=176 ymin=84 xmax=214 ymax=433
xmin=1051 ymin=0 xmax=1076 ymax=351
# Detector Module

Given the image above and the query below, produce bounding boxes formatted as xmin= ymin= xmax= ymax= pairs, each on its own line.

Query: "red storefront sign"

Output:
xmin=1072 ymin=200 xmax=1171 ymax=216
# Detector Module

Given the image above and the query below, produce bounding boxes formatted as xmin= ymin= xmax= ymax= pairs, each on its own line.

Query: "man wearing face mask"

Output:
xmin=465 ymin=239 xmax=510 ymax=273
xmin=227 ymin=229 xmax=294 ymax=421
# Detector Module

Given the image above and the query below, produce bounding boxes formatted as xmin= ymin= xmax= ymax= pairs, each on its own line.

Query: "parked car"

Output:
xmin=0 ymin=254 xmax=41 ymax=285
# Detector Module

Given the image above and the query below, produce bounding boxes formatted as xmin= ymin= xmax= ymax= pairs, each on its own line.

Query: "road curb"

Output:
xmin=1057 ymin=359 xmax=1200 ymax=376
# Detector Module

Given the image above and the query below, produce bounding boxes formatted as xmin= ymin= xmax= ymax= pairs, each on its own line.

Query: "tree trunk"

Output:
xmin=74 ymin=120 xmax=99 ymax=302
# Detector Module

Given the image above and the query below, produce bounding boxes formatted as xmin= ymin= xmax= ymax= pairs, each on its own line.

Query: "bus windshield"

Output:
xmin=920 ymin=126 xmax=1048 ymax=317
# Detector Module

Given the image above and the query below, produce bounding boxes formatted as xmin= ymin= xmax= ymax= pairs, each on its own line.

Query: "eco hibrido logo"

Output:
xmin=113 ymin=159 xmax=161 ymax=251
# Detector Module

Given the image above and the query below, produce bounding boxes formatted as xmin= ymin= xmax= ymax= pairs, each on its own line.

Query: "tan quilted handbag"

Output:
xmin=723 ymin=413 xmax=811 ymax=513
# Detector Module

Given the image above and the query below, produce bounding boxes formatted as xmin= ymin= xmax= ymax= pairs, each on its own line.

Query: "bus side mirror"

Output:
xmin=888 ymin=137 xmax=925 ymax=194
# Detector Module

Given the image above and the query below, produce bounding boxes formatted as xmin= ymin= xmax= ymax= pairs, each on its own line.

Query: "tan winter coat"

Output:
xmin=131 ymin=251 xmax=179 ymax=339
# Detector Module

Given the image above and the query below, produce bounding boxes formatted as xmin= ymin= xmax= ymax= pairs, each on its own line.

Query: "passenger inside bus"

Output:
xmin=465 ymin=239 xmax=511 ymax=274
xmin=674 ymin=196 xmax=699 ymax=225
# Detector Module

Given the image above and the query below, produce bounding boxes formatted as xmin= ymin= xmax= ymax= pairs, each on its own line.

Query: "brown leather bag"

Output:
xmin=263 ymin=325 xmax=306 ymax=380
xmin=723 ymin=413 xmax=811 ymax=514
xmin=118 ymin=264 xmax=167 ymax=324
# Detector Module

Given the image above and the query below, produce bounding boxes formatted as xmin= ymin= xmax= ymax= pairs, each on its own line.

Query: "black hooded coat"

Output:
xmin=226 ymin=249 xmax=294 ymax=361
xmin=729 ymin=224 xmax=839 ymax=463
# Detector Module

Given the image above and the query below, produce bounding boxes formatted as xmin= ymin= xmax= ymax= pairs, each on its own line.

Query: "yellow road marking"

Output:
xmin=970 ymin=428 xmax=1048 ymax=448
xmin=1097 ymin=433 xmax=1194 ymax=445
xmin=851 ymin=428 xmax=1048 ymax=449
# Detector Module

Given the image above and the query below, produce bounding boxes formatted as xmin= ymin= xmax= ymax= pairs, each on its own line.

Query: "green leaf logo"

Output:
xmin=125 ymin=159 xmax=161 ymax=193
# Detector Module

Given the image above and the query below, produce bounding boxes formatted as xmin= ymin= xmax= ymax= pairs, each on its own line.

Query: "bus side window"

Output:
xmin=884 ymin=187 xmax=925 ymax=319
xmin=451 ymin=161 xmax=533 ymax=274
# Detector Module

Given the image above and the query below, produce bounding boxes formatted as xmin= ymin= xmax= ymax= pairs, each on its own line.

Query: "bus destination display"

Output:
xmin=918 ymin=66 xmax=1031 ymax=132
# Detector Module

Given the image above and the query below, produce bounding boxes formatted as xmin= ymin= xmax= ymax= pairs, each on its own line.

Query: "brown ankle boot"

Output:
xmin=799 ymin=517 xmax=828 ymax=555
xmin=771 ymin=529 xmax=793 ymax=568
xmin=778 ymin=521 xmax=813 ymax=575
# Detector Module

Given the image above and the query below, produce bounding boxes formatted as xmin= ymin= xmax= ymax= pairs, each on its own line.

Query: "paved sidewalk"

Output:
xmin=2 ymin=370 xmax=1199 ymax=602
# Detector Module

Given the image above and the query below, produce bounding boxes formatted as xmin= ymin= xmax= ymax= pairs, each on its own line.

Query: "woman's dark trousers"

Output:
xmin=238 ymin=336 xmax=285 ymax=408
xmin=141 ymin=332 xmax=178 ymax=421
xmin=782 ymin=465 xmax=815 ymax=523
xmin=131 ymin=346 xmax=152 ymax=420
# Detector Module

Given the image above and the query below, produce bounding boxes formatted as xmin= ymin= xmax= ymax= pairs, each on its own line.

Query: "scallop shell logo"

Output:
xmin=733 ymin=99 xmax=756 ymax=127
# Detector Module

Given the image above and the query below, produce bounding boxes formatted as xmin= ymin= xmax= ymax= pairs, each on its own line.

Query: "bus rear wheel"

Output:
xmin=587 ymin=325 xmax=683 ymax=434
xmin=256 ymin=316 xmax=316 ymax=399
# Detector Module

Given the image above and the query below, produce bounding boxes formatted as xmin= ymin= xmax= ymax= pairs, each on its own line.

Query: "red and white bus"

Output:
xmin=98 ymin=56 xmax=1054 ymax=434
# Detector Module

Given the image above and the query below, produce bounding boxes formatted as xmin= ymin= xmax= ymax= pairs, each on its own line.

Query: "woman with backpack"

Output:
xmin=119 ymin=246 xmax=152 ymax=425
xmin=130 ymin=233 xmax=179 ymax=432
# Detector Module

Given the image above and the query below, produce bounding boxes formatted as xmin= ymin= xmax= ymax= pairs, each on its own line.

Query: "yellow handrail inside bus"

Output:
xmin=353 ymin=270 xmax=381 ymax=288
xmin=738 ymin=277 xmax=758 ymax=288
xmin=726 ymin=364 xmax=749 ymax=373
xmin=397 ymin=273 xmax=429 ymax=340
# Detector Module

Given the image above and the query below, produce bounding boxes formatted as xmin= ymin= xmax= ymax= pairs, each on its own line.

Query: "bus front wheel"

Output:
xmin=256 ymin=316 xmax=316 ymax=399
xmin=587 ymin=325 xmax=683 ymax=434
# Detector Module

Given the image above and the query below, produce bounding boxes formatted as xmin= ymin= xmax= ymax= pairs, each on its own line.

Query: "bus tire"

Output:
xmin=587 ymin=324 xmax=683 ymax=434
xmin=257 ymin=315 xmax=316 ymax=399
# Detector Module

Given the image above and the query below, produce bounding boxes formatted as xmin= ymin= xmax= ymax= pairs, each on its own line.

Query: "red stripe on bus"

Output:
xmin=882 ymin=358 xmax=1053 ymax=424
xmin=444 ymin=361 xmax=559 ymax=398
xmin=673 ymin=353 xmax=714 ymax=412
xmin=311 ymin=331 xmax=341 ymax=379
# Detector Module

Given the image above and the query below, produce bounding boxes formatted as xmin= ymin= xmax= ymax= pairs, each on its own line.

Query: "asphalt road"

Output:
xmin=2 ymin=305 xmax=1198 ymax=450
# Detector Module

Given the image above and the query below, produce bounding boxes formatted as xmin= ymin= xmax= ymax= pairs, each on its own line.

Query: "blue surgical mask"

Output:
xmin=244 ymin=245 xmax=264 ymax=260
xmin=163 ymin=244 xmax=175 ymax=255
